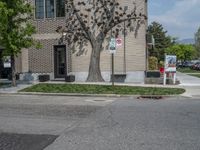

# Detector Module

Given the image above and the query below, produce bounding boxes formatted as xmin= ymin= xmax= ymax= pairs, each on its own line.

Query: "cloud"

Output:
xmin=149 ymin=0 xmax=200 ymax=39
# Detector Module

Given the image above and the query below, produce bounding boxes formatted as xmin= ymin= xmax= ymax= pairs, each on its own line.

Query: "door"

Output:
xmin=54 ymin=45 xmax=66 ymax=78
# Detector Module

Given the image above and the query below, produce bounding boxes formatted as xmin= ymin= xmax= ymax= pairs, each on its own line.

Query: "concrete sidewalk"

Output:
xmin=176 ymin=72 xmax=200 ymax=98
xmin=176 ymin=72 xmax=200 ymax=86
xmin=1 ymin=73 xmax=200 ymax=98
xmin=0 ymin=80 xmax=34 ymax=94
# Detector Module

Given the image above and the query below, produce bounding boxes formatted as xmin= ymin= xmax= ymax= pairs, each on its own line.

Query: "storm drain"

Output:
xmin=85 ymin=99 xmax=114 ymax=103
xmin=137 ymin=96 xmax=163 ymax=100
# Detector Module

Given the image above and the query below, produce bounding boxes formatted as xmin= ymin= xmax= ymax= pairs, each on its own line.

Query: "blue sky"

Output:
xmin=148 ymin=0 xmax=200 ymax=40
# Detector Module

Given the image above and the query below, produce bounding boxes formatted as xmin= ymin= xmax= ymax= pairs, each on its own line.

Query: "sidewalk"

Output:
xmin=0 ymin=80 xmax=34 ymax=94
xmin=176 ymin=72 xmax=200 ymax=86
xmin=1 ymin=73 xmax=200 ymax=98
xmin=176 ymin=72 xmax=200 ymax=97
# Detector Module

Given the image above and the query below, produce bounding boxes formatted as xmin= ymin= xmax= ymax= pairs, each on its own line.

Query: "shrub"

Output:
xmin=158 ymin=61 xmax=164 ymax=68
xmin=148 ymin=56 xmax=158 ymax=70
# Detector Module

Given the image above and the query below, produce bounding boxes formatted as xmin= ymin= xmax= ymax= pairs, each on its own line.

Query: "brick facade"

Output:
xmin=16 ymin=0 xmax=148 ymax=83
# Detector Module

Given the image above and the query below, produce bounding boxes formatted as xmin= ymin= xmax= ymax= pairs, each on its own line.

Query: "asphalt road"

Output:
xmin=0 ymin=95 xmax=200 ymax=150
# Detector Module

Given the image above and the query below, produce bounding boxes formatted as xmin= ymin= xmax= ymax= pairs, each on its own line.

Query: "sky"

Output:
xmin=148 ymin=0 xmax=200 ymax=40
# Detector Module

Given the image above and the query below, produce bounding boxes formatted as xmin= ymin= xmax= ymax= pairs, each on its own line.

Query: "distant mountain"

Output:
xmin=177 ymin=38 xmax=195 ymax=44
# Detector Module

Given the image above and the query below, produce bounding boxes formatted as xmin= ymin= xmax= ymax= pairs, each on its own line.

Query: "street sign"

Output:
xmin=109 ymin=38 xmax=116 ymax=53
xmin=116 ymin=37 xmax=122 ymax=47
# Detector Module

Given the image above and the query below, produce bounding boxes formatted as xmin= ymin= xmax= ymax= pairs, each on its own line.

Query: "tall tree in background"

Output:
xmin=57 ymin=0 xmax=146 ymax=82
xmin=195 ymin=27 xmax=200 ymax=57
xmin=165 ymin=44 xmax=196 ymax=63
xmin=147 ymin=21 xmax=173 ymax=61
xmin=0 ymin=0 xmax=36 ymax=86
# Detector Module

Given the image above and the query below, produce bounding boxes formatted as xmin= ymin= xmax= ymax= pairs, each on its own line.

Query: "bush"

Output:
xmin=148 ymin=56 xmax=158 ymax=70
xmin=158 ymin=61 xmax=164 ymax=68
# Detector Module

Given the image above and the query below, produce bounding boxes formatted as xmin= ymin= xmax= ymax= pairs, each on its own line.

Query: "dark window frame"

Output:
xmin=35 ymin=0 xmax=65 ymax=19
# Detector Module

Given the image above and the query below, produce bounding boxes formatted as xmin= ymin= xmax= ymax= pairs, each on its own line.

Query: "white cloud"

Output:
xmin=149 ymin=0 xmax=200 ymax=39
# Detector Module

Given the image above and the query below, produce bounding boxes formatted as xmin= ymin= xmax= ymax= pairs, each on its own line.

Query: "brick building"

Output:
xmin=16 ymin=0 xmax=148 ymax=83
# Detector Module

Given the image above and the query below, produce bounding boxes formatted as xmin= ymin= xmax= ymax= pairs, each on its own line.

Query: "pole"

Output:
xmin=163 ymin=53 xmax=166 ymax=85
xmin=111 ymin=53 xmax=114 ymax=87
xmin=123 ymin=21 xmax=126 ymax=74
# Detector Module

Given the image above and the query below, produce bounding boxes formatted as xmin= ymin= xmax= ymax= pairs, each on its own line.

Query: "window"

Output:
xmin=56 ymin=0 xmax=65 ymax=17
xmin=46 ymin=0 xmax=54 ymax=18
xmin=35 ymin=0 xmax=44 ymax=19
xmin=35 ymin=0 xmax=65 ymax=19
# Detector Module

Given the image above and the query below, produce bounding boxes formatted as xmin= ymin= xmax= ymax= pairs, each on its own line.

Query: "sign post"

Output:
xmin=109 ymin=38 xmax=116 ymax=87
xmin=164 ymin=55 xmax=177 ymax=85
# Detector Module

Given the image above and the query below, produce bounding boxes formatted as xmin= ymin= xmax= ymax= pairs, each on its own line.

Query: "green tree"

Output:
xmin=0 ymin=0 xmax=36 ymax=86
xmin=147 ymin=22 xmax=173 ymax=61
xmin=195 ymin=27 xmax=200 ymax=57
xmin=58 ymin=0 xmax=146 ymax=82
xmin=165 ymin=44 xmax=196 ymax=62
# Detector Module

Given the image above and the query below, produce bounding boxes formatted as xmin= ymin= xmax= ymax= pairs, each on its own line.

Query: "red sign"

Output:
xmin=116 ymin=38 xmax=122 ymax=47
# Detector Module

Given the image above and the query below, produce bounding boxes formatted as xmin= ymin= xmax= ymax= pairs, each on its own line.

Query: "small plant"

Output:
xmin=148 ymin=56 xmax=158 ymax=70
xmin=159 ymin=61 xmax=164 ymax=69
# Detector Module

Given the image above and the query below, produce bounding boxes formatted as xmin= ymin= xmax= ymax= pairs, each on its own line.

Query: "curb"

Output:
xmin=0 ymin=91 xmax=183 ymax=99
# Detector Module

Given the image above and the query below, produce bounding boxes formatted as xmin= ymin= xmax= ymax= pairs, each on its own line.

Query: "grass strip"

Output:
xmin=177 ymin=67 xmax=200 ymax=73
xmin=188 ymin=74 xmax=200 ymax=78
xmin=20 ymin=84 xmax=185 ymax=95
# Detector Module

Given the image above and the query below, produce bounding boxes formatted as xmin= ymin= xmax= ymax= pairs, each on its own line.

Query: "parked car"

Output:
xmin=191 ymin=62 xmax=200 ymax=70
xmin=195 ymin=63 xmax=200 ymax=70
xmin=177 ymin=61 xmax=194 ymax=68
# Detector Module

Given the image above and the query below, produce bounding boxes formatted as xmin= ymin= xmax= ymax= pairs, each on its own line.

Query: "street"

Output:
xmin=0 ymin=95 xmax=200 ymax=150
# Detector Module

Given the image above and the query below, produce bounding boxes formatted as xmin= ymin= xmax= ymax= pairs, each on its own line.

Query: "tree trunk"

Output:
xmin=11 ymin=54 xmax=16 ymax=87
xmin=86 ymin=41 xmax=104 ymax=82
xmin=0 ymin=51 xmax=3 ymax=79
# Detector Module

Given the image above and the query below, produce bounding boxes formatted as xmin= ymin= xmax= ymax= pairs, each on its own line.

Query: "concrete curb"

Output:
xmin=0 ymin=91 xmax=183 ymax=99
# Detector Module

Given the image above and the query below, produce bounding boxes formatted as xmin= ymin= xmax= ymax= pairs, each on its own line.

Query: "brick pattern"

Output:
xmin=18 ymin=0 xmax=147 ymax=77
xmin=28 ymin=0 xmax=66 ymax=34
xmin=72 ymin=0 xmax=147 ymax=73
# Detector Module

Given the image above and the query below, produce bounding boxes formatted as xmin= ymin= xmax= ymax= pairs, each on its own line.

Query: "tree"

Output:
xmin=0 ymin=48 xmax=3 ymax=79
xmin=165 ymin=44 xmax=196 ymax=62
xmin=195 ymin=27 xmax=200 ymax=57
xmin=57 ymin=0 xmax=146 ymax=82
xmin=147 ymin=22 xmax=173 ymax=61
xmin=0 ymin=0 xmax=36 ymax=86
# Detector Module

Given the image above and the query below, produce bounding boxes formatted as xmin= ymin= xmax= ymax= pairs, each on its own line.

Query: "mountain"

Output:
xmin=178 ymin=38 xmax=195 ymax=44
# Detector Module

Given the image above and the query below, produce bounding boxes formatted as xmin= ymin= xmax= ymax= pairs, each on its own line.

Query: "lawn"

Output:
xmin=177 ymin=67 xmax=200 ymax=73
xmin=20 ymin=84 xmax=185 ymax=95
xmin=188 ymin=74 xmax=200 ymax=78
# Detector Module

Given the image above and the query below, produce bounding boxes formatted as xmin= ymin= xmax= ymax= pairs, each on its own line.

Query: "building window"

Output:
xmin=56 ymin=0 xmax=65 ymax=17
xmin=46 ymin=0 xmax=55 ymax=18
xmin=35 ymin=0 xmax=65 ymax=19
xmin=35 ymin=0 xmax=44 ymax=19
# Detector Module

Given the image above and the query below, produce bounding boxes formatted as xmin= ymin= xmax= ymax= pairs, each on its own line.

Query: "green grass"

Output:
xmin=20 ymin=84 xmax=185 ymax=95
xmin=177 ymin=67 xmax=200 ymax=73
xmin=188 ymin=74 xmax=200 ymax=78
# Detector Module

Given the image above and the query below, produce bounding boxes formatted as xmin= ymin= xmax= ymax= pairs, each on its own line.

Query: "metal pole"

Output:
xmin=123 ymin=21 xmax=126 ymax=74
xmin=111 ymin=53 xmax=114 ymax=87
